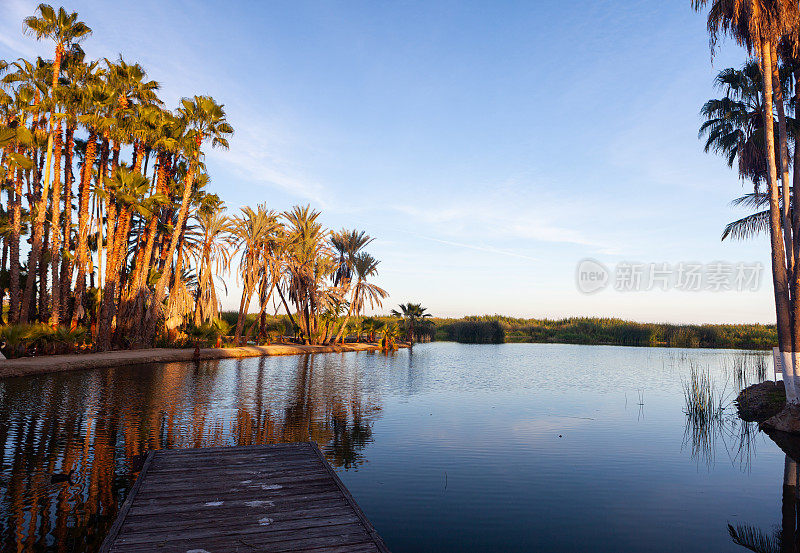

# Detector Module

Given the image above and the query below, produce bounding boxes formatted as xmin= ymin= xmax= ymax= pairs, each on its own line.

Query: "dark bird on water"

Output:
xmin=50 ymin=469 xmax=75 ymax=485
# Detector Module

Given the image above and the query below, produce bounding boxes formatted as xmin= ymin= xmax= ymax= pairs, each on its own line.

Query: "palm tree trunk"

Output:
xmin=38 ymin=217 xmax=49 ymax=321
xmin=235 ymin=282 xmax=253 ymax=344
xmin=790 ymin=67 xmax=800 ymax=403
xmin=122 ymin=153 xmax=166 ymax=321
xmin=59 ymin=126 xmax=75 ymax=324
xmin=147 ymin=158 xmax=196 ymax=341
xmin=761 ymin=41 xmax=794 ymax=397
xmin=193 ymin=253 xmax=209 ymax=326
xmin=20 ymin=130 xmax=57 ymax=323
xmin=276 ymin=285 xmax=298 ymax=340
xmin=9 ymin=158 xmax=22 ymax=324
xmin=49 ymin=123 xmax=63 ymax=326
xmin=332 ymin=285 xmax=359 ymax=344
xmin=97 ymin=139 xmax=110 ymax=292
xmin=245 ymin=282 xmax=276 ymax=343
xmin=0 ymin=241 xmax=7 ymax=325
xmin=98 ymin=206 xmax=132 ymax=350
xmin=771 ymin=48 xmax=794 ymax=279
xmin=20 ymin=196 xmax=45 ymax=324
xmin=71 ymin=132 xmax=98 ymax=328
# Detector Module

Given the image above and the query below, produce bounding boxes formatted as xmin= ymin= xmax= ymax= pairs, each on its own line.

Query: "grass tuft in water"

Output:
xmin=682 ymin=362 xmax=733 ymax=466
xmin=683 ymin=364 xmax=726 ymax=424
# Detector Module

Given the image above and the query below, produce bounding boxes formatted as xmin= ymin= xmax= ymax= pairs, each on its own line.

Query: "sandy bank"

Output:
xmin=0 ymin=342 xmax=403 ymax=379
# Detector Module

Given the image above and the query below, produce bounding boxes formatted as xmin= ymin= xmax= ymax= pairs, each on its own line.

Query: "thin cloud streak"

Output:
xmin=398 ymin=230 xmax=541 ymax=262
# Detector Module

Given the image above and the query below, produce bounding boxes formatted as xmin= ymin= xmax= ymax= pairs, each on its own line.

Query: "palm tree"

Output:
xmin=0 ymin=90 xmax=35 ymax=324
xmin=23 ymin=5 xmax=90 ymax=322
xmin=332 ymin=252 xmax=386 ymax=344
xmin=148 ymin=95 xmax=232 ymax=342
xmin=698 ymin=63 xmax=790 ymax=242
xmin=4 ymin=58 xmax=51 ymax=323
xmin=694 ymin=0 xmax=797 ymax=356
xmin=281 ymin=205 xmax=333 ymax=344
xmin=191 ymin=206 xmax=234 ymax=325
xmin=699 ymin=62 xmax=772 ymax=185
xmin=71 ymin=80 xmax=111 ymax=328
xmin=231 ymin=204 xmax=279 ymax=344
xmin=391 ymin=302 xmax=431 ymax=344
xmin=55 ymin=54 xmax=94 ymax=324
xmin=96 ymin=165 xmax=151 ymax=350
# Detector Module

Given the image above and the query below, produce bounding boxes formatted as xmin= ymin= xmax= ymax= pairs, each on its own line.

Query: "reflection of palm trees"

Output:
xmin=728 ymin=455 xmax=800 ymax=553
xmin=329 ymin=409 xmax=374 ymax=470
xmin=0 ymin=353 xmax=383 ymax=552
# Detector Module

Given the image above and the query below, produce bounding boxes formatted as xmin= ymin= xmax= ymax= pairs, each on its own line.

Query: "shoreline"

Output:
xmin=0 ymin=342 xmax=406 ymax=379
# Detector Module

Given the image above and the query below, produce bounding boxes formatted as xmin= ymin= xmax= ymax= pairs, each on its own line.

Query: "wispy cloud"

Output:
xmin=391 ymin=194 xmax=609 ymax=250
xmin=0 ymin=0 xmax=46 ymax=59
xmin=211 ymin=120 xmax=332 ymax=208
xmin=404 ymin=231 xmax=541 ymax=262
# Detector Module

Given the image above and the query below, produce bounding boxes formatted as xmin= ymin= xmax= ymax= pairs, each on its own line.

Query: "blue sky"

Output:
xmin=0 ymin=0 xmax=776 ymax=323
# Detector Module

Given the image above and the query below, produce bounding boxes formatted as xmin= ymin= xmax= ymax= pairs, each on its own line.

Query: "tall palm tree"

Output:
xmin=1 ymin=87 xmax=35 ymax=324
xmin=148 ymin=95 xmax=232 ymax=341
xmin=699 ymin=62 xmax=772 ymax=186
xmin=192 ymin=208 xmax=234 ymax=325
xmin=55 ymin=54 xmax=95 ymax=324
xmin=231 ymin=204 xmax=279 ymax=344
xmin=698 ymin=63 xmax=791 ymax=242
xmin=71 ymin=80 xmax=111 ymax=328
xmin=331 ymin=252 xmax=386 ymax=344
xmin=23 ymin=5 xmax=90 ymax=322
xmin=694 ymin=0 xmax=797 ymax=355
xmin=96 ymin=165 xmax=150 ymax=349
xmin=282 ymin=205 xmax=333 ymax=344
xmin=4 ymin=57 xmax=51 ymax=323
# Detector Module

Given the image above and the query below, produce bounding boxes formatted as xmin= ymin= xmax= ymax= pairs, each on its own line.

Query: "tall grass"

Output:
xmin=437 ymin=320 xmax=504 ymax=344
xmin=684 ymin=364 xmax=726 ymax=423
xmin=682 ymin=363 xmax=730 ymax=466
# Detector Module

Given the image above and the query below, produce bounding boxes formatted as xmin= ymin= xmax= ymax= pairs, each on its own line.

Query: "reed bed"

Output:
xmin=427 ymin=316 xmax=776 ymax=349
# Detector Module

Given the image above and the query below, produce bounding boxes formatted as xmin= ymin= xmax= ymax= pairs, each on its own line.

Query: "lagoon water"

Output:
xmin=0 ymin=342 xmax=789 ymax=552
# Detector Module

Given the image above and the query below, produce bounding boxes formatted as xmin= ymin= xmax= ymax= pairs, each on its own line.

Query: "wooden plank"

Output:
xmin=114 ymin=514 xmax=364 ymax=545
xmin=133 ymin=475 xmax=339 ymax=499
xmin=120 ymin=505 xmax=358 ymax=534
xmin=98 ymin=450 xmax=154 ymax=553
xmin=100 ymin=442 xmax=390 ymax=553
xmin=126 ymin=491 xmax=346 ymax=517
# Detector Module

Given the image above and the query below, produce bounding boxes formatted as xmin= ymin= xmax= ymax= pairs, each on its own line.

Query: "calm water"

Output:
xmin=0 ymin=342 xmax=792 ymax=552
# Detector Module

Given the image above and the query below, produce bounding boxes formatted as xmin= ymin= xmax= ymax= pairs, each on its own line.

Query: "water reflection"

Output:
xmin=730 ymin=451 xmax=800 ymax=553
xmin=0 ymin=353 xmax=381 ymax=552
xmin=0 ymin=343 xmax=792 ymax=553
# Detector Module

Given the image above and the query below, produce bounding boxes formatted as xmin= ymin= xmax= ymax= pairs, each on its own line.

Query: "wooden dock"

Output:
xmin=99 ymin=442 xmax=390 ymax=553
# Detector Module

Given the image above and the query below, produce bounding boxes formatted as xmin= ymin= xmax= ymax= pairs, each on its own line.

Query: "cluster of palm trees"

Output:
xmin=0 ymin=5 xmax=389 ymax=351
xmin=694 ymin=0 xmax=800 ymax=388
xmin=219 ymin=205 xmax=388 ymax=346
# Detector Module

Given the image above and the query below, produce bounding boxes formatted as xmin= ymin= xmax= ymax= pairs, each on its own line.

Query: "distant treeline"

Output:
xmin=428 ymin=315 xmax=777 ymax=349
xmin=217 ymin=312 xmax=777 ymax=350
